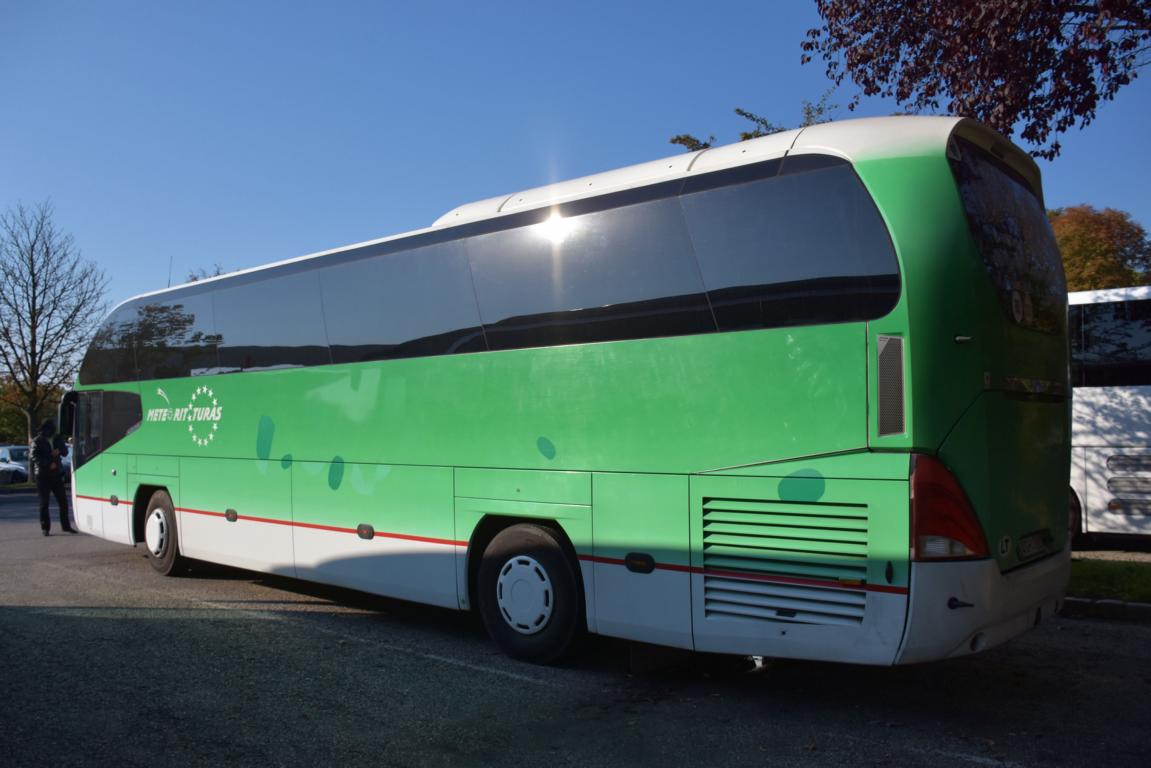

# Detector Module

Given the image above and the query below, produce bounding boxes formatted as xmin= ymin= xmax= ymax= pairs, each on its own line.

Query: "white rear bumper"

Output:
xmin=895 ymin=548 xmax=1070 ymax=664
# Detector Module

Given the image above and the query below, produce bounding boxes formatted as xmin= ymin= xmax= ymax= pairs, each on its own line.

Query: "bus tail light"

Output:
xmin=910 ymin=454 xmax=989 ymax=561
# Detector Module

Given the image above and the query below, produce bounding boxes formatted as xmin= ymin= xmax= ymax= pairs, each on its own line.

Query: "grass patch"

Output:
xmin=1069 ymin=559 xmax=1151 ymax=603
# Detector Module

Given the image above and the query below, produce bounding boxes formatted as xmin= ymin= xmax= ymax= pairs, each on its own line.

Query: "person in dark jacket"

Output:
xmin=33 ymin=419 xmax=75 ymax=536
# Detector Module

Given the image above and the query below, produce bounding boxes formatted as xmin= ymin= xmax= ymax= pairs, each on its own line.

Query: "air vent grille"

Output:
xmin=877 ymin=335 xmax=905 ymax=436
xmin=701 ymin=498 xmax=869 ymax=625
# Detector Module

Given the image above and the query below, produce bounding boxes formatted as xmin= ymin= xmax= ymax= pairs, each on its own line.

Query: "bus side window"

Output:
xmin=214 ymin=270 xmax=330 ymax=371
xmin=465 ymin=196 xmax=714 ymax=350
xmin=1079 ymin=299 xmax=1151 ymax=387
xmin=75 ymin=392 xmax=104 ymax=469
xmin=321 ymin=240 xmax=486 ymax=363
xmin=73 ymin=391 xmax=142 ymax=470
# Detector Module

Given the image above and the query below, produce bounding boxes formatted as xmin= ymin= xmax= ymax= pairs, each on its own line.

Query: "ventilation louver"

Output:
xmin=702 ymin=498 xmax=869 ymax=626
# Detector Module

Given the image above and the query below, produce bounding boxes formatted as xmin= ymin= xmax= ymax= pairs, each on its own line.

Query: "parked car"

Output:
xmin=0 ymin=444 xmax=30 ymax=470
xmin=0 ymin=458 xmax=28 ymax=484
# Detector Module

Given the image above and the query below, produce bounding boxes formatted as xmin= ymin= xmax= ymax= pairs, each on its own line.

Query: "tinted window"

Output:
xmin=78 ymin=304 xmax=137 ymax=385
xmin=132 ymin=293 xmax=220 ymax=379
xmin=1071 ymin=300 xmax=1151 ymax=387
xmin=950 ymin=138 xmax=1066 ymax=334
xmin=465 ymin=197 xmax=714 ymax=350
xmin=74 ymin=391 xmax=103 ymax=467
xmin=682 ymin=162 xmax=900 ymax=330
xmin=321 ymin=240 xmax=485 ymax=363
xmin=214 ymin=270 xmax=331 ymax=371
xmin=73 ymin=390 xmax=142 ymax=469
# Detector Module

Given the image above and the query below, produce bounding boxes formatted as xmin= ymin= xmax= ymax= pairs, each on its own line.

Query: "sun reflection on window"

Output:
xmin=533 ymin=212 xmax=578 ymax=245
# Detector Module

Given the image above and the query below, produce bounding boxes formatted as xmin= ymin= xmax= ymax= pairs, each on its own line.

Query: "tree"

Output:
xmin=187 ymin=263 xmax=226 ymax=282
xmin=803 ymin=1 xmax=1151 ymax=159
xmin=0 ymin=202 xmax=108 ymax=442
xmin=0 ymin=378 xmax=30 ymax=443
xmin=1050 ymin=205 xmax=1151 ymax=291
xmin=670 ymin=90 xmax=839 ymax=151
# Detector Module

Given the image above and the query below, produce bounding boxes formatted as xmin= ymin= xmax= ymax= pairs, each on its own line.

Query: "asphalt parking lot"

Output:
xmin=1 ymin=492 xmax=1149 ymax=768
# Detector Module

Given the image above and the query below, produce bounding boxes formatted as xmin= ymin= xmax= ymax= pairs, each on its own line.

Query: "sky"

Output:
xmin=2 ymin=1 xmax=1149 ymax=308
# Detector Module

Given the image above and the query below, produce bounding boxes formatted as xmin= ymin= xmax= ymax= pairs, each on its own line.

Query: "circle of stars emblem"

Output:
xmin=187 ymin=386 xmax=221 ymax=447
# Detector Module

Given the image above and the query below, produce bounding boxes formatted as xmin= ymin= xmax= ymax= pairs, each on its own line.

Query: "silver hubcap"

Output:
xmin=496 ymin=555 xmax=554 ymax=635
xmin=145 ymin=508 xmax=168 ymax=557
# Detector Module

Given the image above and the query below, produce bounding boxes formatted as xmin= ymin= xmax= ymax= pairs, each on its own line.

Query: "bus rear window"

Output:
xmin=949 ymin=138 xmax=1065 ymax=334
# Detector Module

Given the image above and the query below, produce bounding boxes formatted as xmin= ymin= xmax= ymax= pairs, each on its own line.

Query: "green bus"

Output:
xmin=63 ymin=116 xmax=1070 ymax=665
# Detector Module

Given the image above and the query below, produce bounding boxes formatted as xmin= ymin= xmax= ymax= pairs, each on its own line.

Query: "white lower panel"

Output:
xmin=74 ymin=495 xmax=103 ymax=538
xmin=594 ymin=562 xmax=691 ymax=649
xmin=293 ymin=527 xmax=458 ymax=609
xmin=102 ymin=499 xmax=133 ymax=545
xmin=179 ymin=512 xmax=295 ymax=577
xmin=896 ymin=549 xmax=1070 ymax=664
xmin=73 ymin=494 xmax=131 ymax=544
xmin=691 ymin=574 xmax=907 ymax=664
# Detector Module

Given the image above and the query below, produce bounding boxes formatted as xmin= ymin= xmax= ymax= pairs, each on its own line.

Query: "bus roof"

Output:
xmin=434 ymin=115 xmax=970 ymax=227
xmin=124 ymin=115 xmax=1029 ymax=306
xmin=1068 ymin=285 xmax=1151 ymax=305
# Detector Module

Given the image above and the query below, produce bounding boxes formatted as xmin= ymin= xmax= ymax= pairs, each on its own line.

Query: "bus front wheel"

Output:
xmin=477 ymin=523 xmax=582 ymax=664
xmin=144 ymin=490 xmax=185 ymax=576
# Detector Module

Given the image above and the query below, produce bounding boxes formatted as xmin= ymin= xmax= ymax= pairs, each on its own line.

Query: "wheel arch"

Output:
xmin=465 ymin=515 xmax=586 ymax=617
xmin=132 ymin=484 xmax=171 ymax=545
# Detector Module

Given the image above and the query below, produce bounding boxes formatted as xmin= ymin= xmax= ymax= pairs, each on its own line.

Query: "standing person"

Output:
xmin=33 ymin=419 xmax=75 ymax=536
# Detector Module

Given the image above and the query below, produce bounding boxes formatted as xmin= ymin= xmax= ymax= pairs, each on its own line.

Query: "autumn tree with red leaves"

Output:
xmin=803 ymin=1 xmax=1151 ymax=158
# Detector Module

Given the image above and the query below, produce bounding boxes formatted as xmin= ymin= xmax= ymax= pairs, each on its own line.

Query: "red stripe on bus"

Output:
xmin=79 ymin=499 xmax=903 ymax=592
xmin=178 ymin=506 xmax=225 ymax=518
xmin=374 ymin=531 xmax=468 ymax=547
xmin=580 ymin=554 xmax=693 ymax=573
xmin=175 ymin=506 xmax=465 ymax=547
xmin=579 ymin=554 xmax=909 ymax=595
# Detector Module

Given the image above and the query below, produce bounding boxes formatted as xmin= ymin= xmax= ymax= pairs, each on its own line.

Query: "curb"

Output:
xmin=1060 ymin=597 xmax=1151 ymax=623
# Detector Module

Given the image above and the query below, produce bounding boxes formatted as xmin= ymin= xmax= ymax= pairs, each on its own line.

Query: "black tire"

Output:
xmin=1069 ymin=487 xmax=1085 ymax=549
xmin=143 ymin=490 xmax=185 ymax=576
xmin=477 ymin=523 xmax=583 ymax=664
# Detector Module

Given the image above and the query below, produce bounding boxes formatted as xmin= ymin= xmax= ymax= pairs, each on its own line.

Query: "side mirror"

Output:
xmin=58 ymin=391 xmax=78 ymax=438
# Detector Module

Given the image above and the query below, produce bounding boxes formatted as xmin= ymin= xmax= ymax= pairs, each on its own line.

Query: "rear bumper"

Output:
xmin=895 ymin=547 xmax=1070 ymax=664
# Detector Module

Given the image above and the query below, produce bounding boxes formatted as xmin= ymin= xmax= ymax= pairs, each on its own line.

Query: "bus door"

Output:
xmin=68 ymin=390 xmax=140 ymax=544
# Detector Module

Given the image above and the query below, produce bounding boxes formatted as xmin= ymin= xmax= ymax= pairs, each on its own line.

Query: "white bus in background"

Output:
xmin=1069 ymin=285 xmax=1151 ymax=539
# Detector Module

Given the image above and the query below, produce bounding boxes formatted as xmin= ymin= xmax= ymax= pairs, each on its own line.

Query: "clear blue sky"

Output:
xmin=2 ymin=1 xmax=1149 ymax=307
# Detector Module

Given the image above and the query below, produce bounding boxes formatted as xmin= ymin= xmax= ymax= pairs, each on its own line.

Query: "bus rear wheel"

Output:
xmin=144 ymin=490 xmax=185 ymax=576
xmin=477 ymin=523 xmax=582 ymax=664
